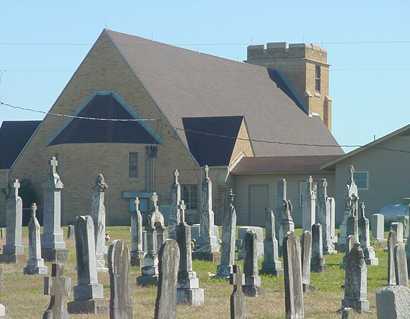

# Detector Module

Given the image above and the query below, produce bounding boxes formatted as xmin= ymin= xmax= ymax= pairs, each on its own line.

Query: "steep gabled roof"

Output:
xmin=104 ymin=29 xmax=342 ymax=158
xmin=0 ymin=121 xmax=41 ymax=169
xmin=49 ymin=93 xmax=159 ymax=145
xmin=183 ymin=116 xmax=243 ymax=166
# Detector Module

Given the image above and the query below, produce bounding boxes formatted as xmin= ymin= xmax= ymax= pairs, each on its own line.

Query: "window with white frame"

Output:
xmin=182 ymin=184 xmax=198 ymax=209
xmin=353 ymin=171 xmax=369 ymax=190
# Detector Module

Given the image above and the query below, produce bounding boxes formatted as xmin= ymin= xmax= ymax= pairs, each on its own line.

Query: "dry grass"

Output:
xmin=0 ymin=227 xmax=387 ymax=318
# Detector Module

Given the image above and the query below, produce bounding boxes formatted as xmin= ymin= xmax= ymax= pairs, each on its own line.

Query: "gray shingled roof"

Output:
xmin=105 ymin=29 xmax=343 ymax=157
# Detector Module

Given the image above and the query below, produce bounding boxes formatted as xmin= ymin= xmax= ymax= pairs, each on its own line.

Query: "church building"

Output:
xmin=0 ymin=29 xmax=342 ymax=226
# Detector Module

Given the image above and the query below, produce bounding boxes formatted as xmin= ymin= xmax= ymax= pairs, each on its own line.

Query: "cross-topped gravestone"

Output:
xmin=317 ymin=178 xmax=336 ymax=254
xmin=167 ymin=169 xmax=181 ymax=239
xmin=13 ymin=179 xmax=20 ymax=197
xmin=24 ymin=203 xmax=48 ymax=275
xmin=358 ymin=202 xmax=378 ymax=266
xmin=301 ymin=176 xmax=316 ymax=232
xmin=108 ymin=240 xmax=133 ymax=319
xmin=230 ymin=265 xmax=246 ymax=319
xmin=279 ymin=199 xmax=295 ymax=256
xmin=150 ymin=192 xmax=167 ymax=248
xmin=154 ymin=240 xmax=180 ymax=319
xmin=262 ymin=209 xmax=282 ymax=275
xmin=43 ymin=263 xmax=71 ymax=319
xmin=50 ymin=156 xmax=58 ymax=174
xmin=130 ymin=197 xmax=144 ymax=267
xmin=242 ymin=230 xmax=261 ymax=297
xmin=276 ymin=178 xmax=287 ymax=244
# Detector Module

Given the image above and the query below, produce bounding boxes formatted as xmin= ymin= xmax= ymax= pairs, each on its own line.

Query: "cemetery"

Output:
xmin=0 ymin=159 xmax=408 ymax=318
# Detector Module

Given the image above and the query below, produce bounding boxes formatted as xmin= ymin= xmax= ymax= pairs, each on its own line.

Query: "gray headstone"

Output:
xmin=301 ymin=176 xmax=316 ymax=232
xmin=130 ymin=197 xmax=144 ymax=267
xmin=341 ymin=243 xmax=369 ymax=313
xmin=329 ymin=197 xmax=337 ymax=245
xmin=151 ymin=193 xmax=167 ymax=248
xmin=216 ymin=189 xmax=237 ymax=278
xmin=0 ymin=266 xmax=4 ymax=317
xmin=90 ymin=174 xmax=108 ymax=272
xmin=42 ymin=157 xmax=67 ymax=262
xmin=24 ymin=203 xmax=48 ymax=275
xmin=388 ymin=230 xmax=398 ymax=286
xmin=279 ymin=199 xmax=295 ymax=256
xmin=317 ymin=179 xmax=336 ymax=254
xmin=376 ymin=285 xmax=410 ymax=319
xmin=301 ymin=230 xmax=312 ymax=292
xmin=342 ymin=235 xmax=355 ymax=269
xmin=358 ymin=203 xmax=378 ymax=266
xmin=276 ymin=179 xmax=287 ymax=249
xmin=67 ymin=215 xmax=106 ymax=314
xmin=262 ymin=209 xmax=282 ymax=275
xmin=237 ymin=226 xmax=264 ymax=259
xmin=108 ymin=240 xmax=133 ymax=319
xmin=394 ymin=243 xmax=408 ymax=287
xmin=391 ymin=222 xmax=404 ymax=243
xmin=67 ymin=225 xmax=75 ymax=240
xmin=242 ymin=230 xmax=261 ymax=297
xmin=397 ymin=215 xmax=409 ymax=239
xmin=176 ymin=201 xmax=204 ymax=306
xmin=283 ymin=231 xmax=304 ymax=319
xmin=43 ymin=263 xmax=71 ymax=319
xmin=154 ymin=240 xmax=180 ymax=319
xmin=167 ymin=169 xmax=181 ymax=238
xmin=311 ymin=223 xmax=325 ymax=272
xmin=230 ymin=265 xmax=246 ymax=319
xmin=370 ymin=214 xmax=384 ymax=241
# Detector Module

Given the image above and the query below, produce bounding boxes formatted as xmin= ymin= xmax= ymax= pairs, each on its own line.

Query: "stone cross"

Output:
xmin=262 ymin=209 xmax=282 ymax=275
xmin=216 ymin=189 xmax=237 ymax=278
xmin=2 ymin=178 xmax=24 ymax=262
xmin=283 ymin=231 xmax=304 ymax=319
xmin=43 ymin=263 xmax=71 ymax=319
xmin=176 ymin=200 xmax=204 ymax=306
xmin=230 ymin=265 xmax=246 ymax=319
xmin=300 ymin=230 xmax=312 ymax=292
xmin=242 ymin=230 xmax=261 ymax=297
xmin=311 ymin=224 xmax=325 ymax=272
xmin=67 ymin=215 xmax=106 ymax=314
xmin=370 ymin=214 xmax=384 ymax=242
xmin=108 ymin=240 xmax=133 ymax=319
xmin=50 ymin=156 xmax=58 ymax=174
xmin=195 ymin=165 xmax=220 ymax=262
xmin=24 ymin=203 xmax=48 ymax=275
xmin=91 ymin=173 xmax=108 ymax=273
xmin=388 ymin=230 xmax=398 ymax=286
xmin=154 ymin=240 xmax=180 ymax=319
xmin=394 ymin=243 xmax=408 ymax=287
xmin=150 ymin=193 xmax=167 ymax=248
xmin=168 ymin=169 xmax=181 ymax=239
xmin=301 ymin=176 xmax=316 ymax=232
xmin=130 ymin=197 xmax=144 ymax=267
xmin=342 ymin=243 xmax=369 ymax=313
xmin=357 ymin=202 xmax=378 ymax=266
xmin=152 ymin=192 xmax=159 ymax=211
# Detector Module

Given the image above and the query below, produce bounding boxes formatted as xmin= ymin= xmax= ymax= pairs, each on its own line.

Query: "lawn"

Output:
xmin=0 ymin=227 xmax=387 ymax=318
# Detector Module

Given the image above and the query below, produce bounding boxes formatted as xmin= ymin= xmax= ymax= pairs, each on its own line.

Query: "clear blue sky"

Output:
xmin=1 ymin=1 xmax=409 ymax=151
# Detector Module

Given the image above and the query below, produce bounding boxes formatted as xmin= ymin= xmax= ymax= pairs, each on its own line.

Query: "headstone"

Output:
xmin=108 ymin=240 xmax=133 ymax=319
xmin=388 ymin=230 xmax=398 ymax=286
xmin=358 ymin=202 xmax=378 ymax=265
xmin=341 ymin=307 xmax=353 ymax=319
xmin=391 ymin=222 xmax=404 ymax=243
xmin=154 ymin=240 xmax=180 ymax=319
xmin=216 ymin=189 xmax=237 ymax=278
xmin=67 ymin=215 xmax=106 ymax=314
xmin=311 ymin=223 xmax=325 ymax=272
xmin=279 ymin=199 xmax=295 ymax=255
xmin=341 ymin=243 xmax=369 ymax=313
xmin=191 ymin=224 xmax=201 ymax=244
xmin=24 ymin=203 xmax=48 ymax=275
xmin=242 ymin=230 xmax=261 ymax=297
xmin=301 ymin=176 xmax=316 ymax=232
xmin=237 ymin=226 xmax=264 ymax=259
xmin=150 ymin=193 xmax=167 ymax=248
xmin=42 ymin=157 xmax=68 ymax=262
xmin=176 ymin=201 xmax=204 ymax=305
xmin=300 ymin=231 xmax=312 ymax=292
xmin=67 ymin=225 xmax=75 ymax=240
xmin=262 ymin=209 xmax=282 ymax=275
xmin=376 ymin=285 xmax=410 ymax=319
xmin=167 ymin=169 xmax=181 ymax=239
xmin=194 ymin=165 xmax=220 ymax=262
xmin=43 ymin=263 xmax=71 ymax=319
xmin=329 ymin=197 xmax=337 ymax=245
xmin=1 ymin=179 xmax=24 ymax=262
xmin=276 ymin=178 xmax=287 ymax=249
xmin=394 ymin=243 xmax=408 ymax=287
xmin=130 ymin=197 xmax=144 ymax=267
xmin=341 ymin=235 xmax=355 ymax=269
xmin=283 ymin=231 xmax=304 ymax=319
xmin=230 ymin=265 xmax=246 ymax=319
xmin=317 ymin=178 xmax=336 ymax=254
xmin=398 ymin=215 xmax=410 ymax=239
xmin=0 ymin=266 xmax=5 ymax=317
xmin=370 ymin=214 xmax=384 ymax=241
xmin=90 ymin=173 xmax=108 ymax=272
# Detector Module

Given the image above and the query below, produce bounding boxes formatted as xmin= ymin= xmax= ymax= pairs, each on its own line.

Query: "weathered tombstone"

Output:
xmin=311 ymin=223 xmax=325 ymax=272
xmin=341 ymin=235 xmax=355 ymax=269
xmin=42 ymin=157 xmax=68 ymax=262
xmin=388 ymin=230 xmax=398 ymax=286
xmin=398 ymin=215 xmax=410 ymax=239
xmin=67 ymin=216 xmax=106 ymax=314
xmin=370 ymin=214 xmax=384 ymax=242
xmin=276 ymin=178 xmax=287 ymax=249
xmin=154 ymin=240 xmax=180 ymax=319
xmin=108 ymin=240 xmax=133 ymax=319
xmin=391 ymin=222 xmax=404 ymax=243
xmin=341 ymin=243 xmax=369 ymax=313
xmin=216 ymin=189 xmax=237 ymax=278
xmin=167 ymin=169 xmax=181 ymax=239
xmin=283 ymin=231 xmax=304 ymax=319
xmin=90 ymin=173 xmax=108 ymax=272
xmin=194 ymin=165 xmax=220 ymax=262
xmin=230 ymin=265 xmax=246 ymax=319
xmin=237 ymin=226 xmax=264 ymax=259
xmin=24 ymin=203 xmax=48 ymax=275
xmin=262 ymin=209 xmax=282 ymax=275
xmin=358 ymin=202 xmax=378 ymax=265
xmin=279 ymin=199 xmax=295 ymax=255
xmin=329 ymin=197 xmax=337 ymax=245
xmin=67 ymin=225 xmax=75 ymax=240
xmin=0 ymin=266 xmax=5 ymax=317
xmin=317 ymin=178 xmax=336 ymax=254
xmin=176 ymin=201 xmax=204 ymax=305
xmin=376 ymin=285 xmax=410 ymax=319
xmin=1 ymin=179 xmax=24 ymax=262
xmin=300 ymin=230 xmax=312 ymax=292
xmin=394 ymin=243 xmax=408 ymax=287
xmin=43 ymin=263 xmax=71 ymax=319
xmin=130 ymin=197 xmax=144 ymax=267
xmin=150 ymin=193 xmax=167 ymax=248
xmin=341 ymin=307 xmax=353 ymax=319
xmin=301 ymin=176 xmax=316 ymax=232
xmin=242 ymin=230 xmax=261 ymax=297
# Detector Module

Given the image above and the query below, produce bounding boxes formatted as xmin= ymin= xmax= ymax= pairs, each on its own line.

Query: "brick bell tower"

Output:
xmin=246 ymin=42 xmax=332 ymax=130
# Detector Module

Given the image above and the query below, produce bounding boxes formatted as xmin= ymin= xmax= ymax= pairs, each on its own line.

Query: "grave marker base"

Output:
xmin=67 ymin=299 xmax=107 ymax=314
